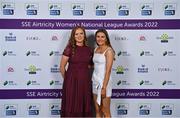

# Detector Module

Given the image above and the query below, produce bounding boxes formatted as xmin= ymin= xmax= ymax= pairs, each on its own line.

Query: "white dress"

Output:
xmin=92 ymin=47 xmax=112 ymax=105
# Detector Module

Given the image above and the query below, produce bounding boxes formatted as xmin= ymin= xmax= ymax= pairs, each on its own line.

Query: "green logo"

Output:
xmin=29 ymin=65 xmax=37 ymax=74
xmin=160 ymin=34 xmax=168 ymax=43
xmin=116 ymin=66 xmax=124 ymax=74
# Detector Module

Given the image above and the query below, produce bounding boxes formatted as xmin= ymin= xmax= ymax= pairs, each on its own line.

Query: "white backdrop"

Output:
xmin=0 ymin=0 xmax=180 ymax=117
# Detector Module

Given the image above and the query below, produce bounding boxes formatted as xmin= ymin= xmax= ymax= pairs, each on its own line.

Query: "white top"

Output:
xmin=92 ymin=47 xmax=112 ymax=105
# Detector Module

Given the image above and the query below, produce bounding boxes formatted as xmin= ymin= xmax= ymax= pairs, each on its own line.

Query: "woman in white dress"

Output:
xmin=92 ymin=29 xmax=115 ymax=117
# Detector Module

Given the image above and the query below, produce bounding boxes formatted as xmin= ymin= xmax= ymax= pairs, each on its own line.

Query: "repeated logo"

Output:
xmin=139 ymin=80 xmax=152 ymax=86
xmin=51 ymin=35 xmax=59 ymax=41
xmin=139 ymin=35 xmax=147 ymax=41
xmin=5 ymin=33 xmax=16 ymax=41
xmin=140 ymin=50 xmax=153 ymax=56
xmin=27 ymin=80 xmax=40 ymax=86
xmin=8 ymin=67 xmax=14 ymax=72
xmin=95 ymin=3 xmax=107 ymax=16
xmin=3 ymin=80 xmax=17 ymax=86
xmin=158 ymin=67 xmax=172 ymax=72
xmin=27 ymin=104 xmax=40 ymax=116
xmin=24 ymin=65 xmax=41 ymax=74
xmin=161 ymin=103 xmax=173 ymax=115
xmin=112 ymin=66 xmax=129 ymax=74
xmin=139 ymin=103 xmax=151 ymax=115
xmin=116 ymin=103 xmax=129 ymax=115
xmin=117 ymin=4 xmax=130 ymax=16
xmin=49 ymin=3 xmax=61 ymax=16
xmin=72 ymin=3 xmax=84 ymax=16
xmin=164 ymin=4 xmax=176 ymax=16
xmin=49 ymin=51 xmax=61 ymax=56
xmin=157 ymin=34 xmax=174 ymax=43
xmin=162 ymin=80 xmax=176 ymax=86
xmin=26 ymin=36 xmax=41 ymax=41
xmin=117 ymin=50 xmax=130 ymax=56
xmin=49 ymin=80 xmax=62 ymax=86
xmin=25 ymin=3 xmax=38 ymax=15
xmin=117 ymin=80 xmax=130 ymax=86
xmin=163 ymin=51 xmax=176 ymax=56
xmin=2 ymin=3 xmax=14 ymax=15
xmin=2 ymin=51 xmax=16 ymax=56
xmin=114 ymin=36 xmax=128 ymax=41
xmin=141 ymin=3 xmax=153 ymax=16
xmin=4 ymin=104 xmax=17 ymax=116
xmin=49 ymin=103 xmax=61 ymax=115
xmin=51 ymin=64 xmax=60 ymax=73
xmin=26 ymin=50 xmax=40 ymax=56
xmin=137 ymin=64 xmax=148 ymax=73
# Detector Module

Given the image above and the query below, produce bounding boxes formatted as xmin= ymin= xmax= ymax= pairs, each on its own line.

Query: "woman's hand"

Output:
xmin=101 ymin=87 xmax=106 ymax=98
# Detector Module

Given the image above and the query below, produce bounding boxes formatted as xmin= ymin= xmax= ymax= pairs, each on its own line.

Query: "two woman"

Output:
xmin=60 ymin=27 xmax=114 ymax=117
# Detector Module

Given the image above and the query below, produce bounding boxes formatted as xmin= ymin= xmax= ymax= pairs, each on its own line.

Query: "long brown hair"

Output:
xmin=95 ymin=29 xmax=115 ymax=55
xmin=68 ymin=26 xmax=88 ymax=56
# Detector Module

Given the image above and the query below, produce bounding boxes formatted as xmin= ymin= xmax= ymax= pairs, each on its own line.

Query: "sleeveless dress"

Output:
xmin=61 ymin=44 xmax=93 ymax=117
xmin=92 ymin=47 xmax=112 ymax=105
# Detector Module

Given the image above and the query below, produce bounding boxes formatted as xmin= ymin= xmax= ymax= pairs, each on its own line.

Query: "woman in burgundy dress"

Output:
xmin=60 ymin=26 xmax=93 ymax=117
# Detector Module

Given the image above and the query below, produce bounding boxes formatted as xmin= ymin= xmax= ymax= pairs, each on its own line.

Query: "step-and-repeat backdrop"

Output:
xmin=0 ymin=0 xmax=180 ymax=117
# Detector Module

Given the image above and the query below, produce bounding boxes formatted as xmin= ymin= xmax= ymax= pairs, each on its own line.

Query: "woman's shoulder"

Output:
xmin=105 ymin=47 xmax=115 ymax=55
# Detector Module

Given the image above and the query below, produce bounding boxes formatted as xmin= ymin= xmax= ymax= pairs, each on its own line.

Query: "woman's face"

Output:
xmin=96 ymin=32 xmax=107 ymax=46
xmin=74 ymin=28 xmax=85 ymax=44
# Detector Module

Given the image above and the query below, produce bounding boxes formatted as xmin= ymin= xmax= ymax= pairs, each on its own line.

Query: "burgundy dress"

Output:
xmin=61 ymin=44 xmax=93 ymax=117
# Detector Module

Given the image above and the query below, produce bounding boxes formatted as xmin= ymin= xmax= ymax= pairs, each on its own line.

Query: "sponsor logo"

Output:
xmin=113 ymin=66 xmax=129 ymax=74
xmin=139 ymin=104 xmax=151 ymax=115
xmin=49 ymin=51 xmax=61 ymax=56
xmin=26 ymin=51 xmax=40 ymax=56
xmin=72 ymin=3 xmax=84 ymax=16
xmin=141 ymin=3 xmax=153 ymax=16
xmin=8 ymin=67 xmax=14 ymax=72
xmin=49 ymin=4 xmax=61 ymax=15
xmin=24 ymin=65 xmax=41 ymax=74
xmin=138 ymin=64 xmax=148 ymax=73
xmin=2 ymin=3 xmax=14 ymax=15
xmin=117 ymin=51 xmax=130 ymax=56
xmin=139 ymin=80 xmax=152 ymax=86
xmin=50 ymin=103 xmax=61 ymax=115
xmin=5 ymin=33 xmax=16 ymax=41
xmin=2 ymin=51 xmax=16 ymax=56
xmin=95 ymin=4 xmax=107 ymax=16
xmin=116 ymin=103 xmax=129 ymax=115
xmin=157 ymin=34 xmax=174 ymax=43
xmin=162 ymin=80 xmax=175 ymax=86
xmin=140 ymin=51 xmax=153 ymax=56
xmin=51 ymin=64 xmax=60 ymax=73
xmin=117 ymin=4 xmax=130 ymax=16
xmin=25 ymin=3 xmax=38 ymax=15
xmin=164 ymin=4 xmax=176 ymax=16
xmin=161 ymin=104 xmax=173 ymax=115
xmin=5 ymin=104 xmax=17 ymax=116
xmin=27 ymin=104 xmax=40 ymax=115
